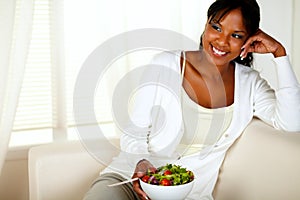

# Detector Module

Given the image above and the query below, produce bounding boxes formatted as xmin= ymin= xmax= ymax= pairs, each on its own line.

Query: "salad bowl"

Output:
xmin=139 ymin=164 xmax=194 ymax=200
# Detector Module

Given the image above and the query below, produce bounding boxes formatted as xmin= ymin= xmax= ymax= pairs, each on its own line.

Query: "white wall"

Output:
xmin=258 ymin=0 xmax=293 ymax=54
xmin=292 ymin=0 xmax=300 ymax=81
xmin=253 ymin=0 xmax=295 ymax=89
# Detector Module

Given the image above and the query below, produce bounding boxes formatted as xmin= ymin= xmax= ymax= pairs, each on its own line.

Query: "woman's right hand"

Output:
xmin=241 ymin=29 xmax=286 ymax=58
xmin=132 ymin=159 xmax=156 ymax=200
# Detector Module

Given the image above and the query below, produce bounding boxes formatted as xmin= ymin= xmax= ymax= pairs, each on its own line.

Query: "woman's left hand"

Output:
xmin=240 ymin=29 xmax=286 ymax=58
xmin=132 ymin=159 xmax=156 ymax=200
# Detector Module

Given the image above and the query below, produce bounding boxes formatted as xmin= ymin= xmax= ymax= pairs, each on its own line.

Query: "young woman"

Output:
xmin=83 ymin=0 xmax=300 ymax=199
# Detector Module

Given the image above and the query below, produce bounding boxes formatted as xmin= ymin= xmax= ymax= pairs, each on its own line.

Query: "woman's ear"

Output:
xmin=199 ymin=33 xmax=204 ymax=50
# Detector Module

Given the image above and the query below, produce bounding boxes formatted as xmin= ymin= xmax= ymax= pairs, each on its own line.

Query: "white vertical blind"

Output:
xmin=13 ymin=0 xmax=53 ymax=131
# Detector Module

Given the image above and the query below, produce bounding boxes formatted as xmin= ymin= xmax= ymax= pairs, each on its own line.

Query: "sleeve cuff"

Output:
xmin=272 ymin=55 xmax=299 ymax=88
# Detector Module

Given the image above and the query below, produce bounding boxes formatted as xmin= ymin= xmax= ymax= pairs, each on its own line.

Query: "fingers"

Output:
xmin=132 ymin=178 xmax=150 ymax=200
xmin=132 ymin=159 xmax=154 ymax=200
xmin=240 ymin=46 xmax=251 ymax=59
xmin=135 ymin=159 xmax=155 ymax=174
xmin=240 ymin=30 xmax=262 ymax=58
xmin=240 ymin=42 xmax=258 ymax=59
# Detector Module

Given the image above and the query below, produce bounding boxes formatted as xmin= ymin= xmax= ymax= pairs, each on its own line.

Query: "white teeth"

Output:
xmin=212 ymin=46 xmax=226 ymax=56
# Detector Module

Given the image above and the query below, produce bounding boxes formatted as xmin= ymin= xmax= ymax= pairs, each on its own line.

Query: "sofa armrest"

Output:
xmin=214 ymin=118 xmax=300 ymax=200
xmin=28 ymin=140 xmax=119 ymax=200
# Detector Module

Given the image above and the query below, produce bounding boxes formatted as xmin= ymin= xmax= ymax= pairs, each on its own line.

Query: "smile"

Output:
xmin=212 ymin=46 xmax=227 ymax=56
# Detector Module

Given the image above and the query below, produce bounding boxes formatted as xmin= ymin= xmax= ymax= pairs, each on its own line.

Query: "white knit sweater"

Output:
xmin=102 ymin=50 xmax=300 ymax=199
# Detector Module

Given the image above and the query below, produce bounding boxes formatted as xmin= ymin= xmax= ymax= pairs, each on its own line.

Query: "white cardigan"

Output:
xmin=102 ymin=50 xmax=300 ymax=199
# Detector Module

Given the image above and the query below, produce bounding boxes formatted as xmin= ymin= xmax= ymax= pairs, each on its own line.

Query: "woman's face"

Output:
xmin=202 ymin=8 xmax=249 ymax=67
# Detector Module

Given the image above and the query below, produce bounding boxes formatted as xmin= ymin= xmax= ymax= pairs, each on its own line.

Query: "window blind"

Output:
xmin=13 ymin=0 xmax=53 ymax=131
xmin=13 ymin=0 xmax=115 ymax=133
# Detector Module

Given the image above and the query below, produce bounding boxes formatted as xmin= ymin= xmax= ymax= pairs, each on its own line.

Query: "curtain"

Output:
xmin=0 ymin=0 xmax=34 ymax=174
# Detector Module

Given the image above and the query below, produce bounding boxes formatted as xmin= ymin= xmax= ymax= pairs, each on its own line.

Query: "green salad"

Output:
xmin=141 ymin=164 xmax=194 ymax=186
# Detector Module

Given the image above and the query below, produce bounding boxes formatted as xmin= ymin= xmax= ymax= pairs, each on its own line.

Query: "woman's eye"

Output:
xmin=211 ymin=24 xmax=221 ymax=32
xmin=232 ymin=33 xmax=243 ymax=39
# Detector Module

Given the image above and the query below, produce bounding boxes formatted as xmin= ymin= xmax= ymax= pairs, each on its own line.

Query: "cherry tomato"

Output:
xmin=160 ymin=178 xmax=171 ymax=186
xmin=163 ymin=170 xmax=172 ymax=175
xmin=187 ymin=170 xmax=194 ymax=180
xmin=141 ymin=175 xmax=150 ymax=183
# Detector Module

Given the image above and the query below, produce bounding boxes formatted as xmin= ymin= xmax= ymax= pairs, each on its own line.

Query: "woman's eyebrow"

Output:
xmin=234 ymin=30 xmax=247 ymax=34
xmin=211 ymin=18 xmax=220 ymax=24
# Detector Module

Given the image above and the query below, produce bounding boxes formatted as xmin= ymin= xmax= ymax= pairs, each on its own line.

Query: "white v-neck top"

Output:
xmin=102 ymin=50 xmax=300 ymax=200
xmin=177 ymin=51 xmax=234 ymax=156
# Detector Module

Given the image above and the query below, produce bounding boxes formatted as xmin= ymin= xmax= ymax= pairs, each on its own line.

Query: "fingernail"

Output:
xmin=145 ymin=196 xmax=149 ymax=200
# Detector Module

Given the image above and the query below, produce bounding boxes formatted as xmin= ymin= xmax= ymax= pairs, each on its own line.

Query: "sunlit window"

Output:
xmin=11 ymin=0 xmax=211 ymax=147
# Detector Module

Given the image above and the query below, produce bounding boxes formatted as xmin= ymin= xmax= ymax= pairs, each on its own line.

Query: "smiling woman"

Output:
xmin=81 ymin=0 xmax=300 ymax=200
xmin=0 ymin=0 xmax=299 ymax=200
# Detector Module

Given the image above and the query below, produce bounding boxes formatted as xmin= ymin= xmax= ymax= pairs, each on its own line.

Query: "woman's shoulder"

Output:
xmin=151 ymin=50 xmax=181 ymax=63
xmin=235 ymin=62 xmax=265 ymax=86
xmin=150 ymin=50 xmax=182 ymax=71
xmin=236 ymin=62 xmax=259 ymax=76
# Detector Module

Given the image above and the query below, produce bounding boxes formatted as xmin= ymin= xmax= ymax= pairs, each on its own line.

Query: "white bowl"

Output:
xmin=140 ymin=179 xmax=194 ymax=200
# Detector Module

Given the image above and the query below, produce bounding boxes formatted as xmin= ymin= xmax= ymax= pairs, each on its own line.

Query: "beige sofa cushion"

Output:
xmin=28 ymin=140 xmax=119 ymax=200
xmin=214 ymin=119 xmax=300 ymax=200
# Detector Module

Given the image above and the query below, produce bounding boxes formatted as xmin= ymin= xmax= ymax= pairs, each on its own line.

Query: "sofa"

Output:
xmin=28 ymin=118 xmax=300 ymax=200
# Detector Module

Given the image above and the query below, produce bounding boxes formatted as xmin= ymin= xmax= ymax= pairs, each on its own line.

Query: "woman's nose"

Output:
xmin=217 ymin=33 xmax=230 ymax=46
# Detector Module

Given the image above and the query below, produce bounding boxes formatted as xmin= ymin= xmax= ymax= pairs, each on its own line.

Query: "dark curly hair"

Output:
xmin=200 ymin=0 xmax=260 ymax=67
